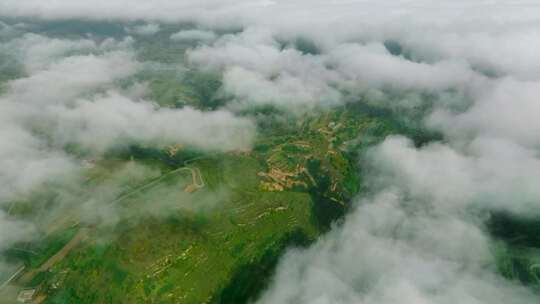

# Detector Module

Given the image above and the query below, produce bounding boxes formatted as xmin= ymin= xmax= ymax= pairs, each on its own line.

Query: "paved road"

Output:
xmin=18 ymin=229 xmax=87 ymax=284
xmin=110 ymin=166 xmax=204 ymax=204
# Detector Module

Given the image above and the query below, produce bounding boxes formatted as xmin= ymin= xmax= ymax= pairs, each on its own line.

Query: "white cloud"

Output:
xmin=0 ymin=33 xmax=133 ymax=73
xmin=0 ymin=33 xmax=255 ymax=202
xmin=370 ymin=136 xmax=540 ymax=215
xmin=188 ymin=28 xmax=342 ymax=108
xmin=327 ymin=43 xmax=482 ymax=92
xmin=430 ymin=78 xmax=540 ymax=149
xmin=257 ymin=137 xmax=540 ymax=304
xmin=170 ymin=29 xmax=217 ymax=42
xmin=0 ymin=37 xmax=137 ymax=201
xmin=7 ymin=51 xmax=138 ymax=105
xmin=0 ymin=211 xmax=37 ymax=251
xmin=222 ymin=66 xmax=340 ymax=110
xmin=51 ymin=91 xmax=255 ymax=153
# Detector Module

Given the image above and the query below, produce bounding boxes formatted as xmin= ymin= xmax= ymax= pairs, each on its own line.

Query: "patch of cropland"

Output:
xmin=35 ymin=157 xmax=316 ymax=303
xmin=6 ymin=104 xmax=390 ymax=303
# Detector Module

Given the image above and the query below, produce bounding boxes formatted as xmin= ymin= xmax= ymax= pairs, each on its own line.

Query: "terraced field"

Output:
xmin=0 ymin=102 xmax=396 ymax=304
xmin=26 ymin=156 xmax=316 ymax=303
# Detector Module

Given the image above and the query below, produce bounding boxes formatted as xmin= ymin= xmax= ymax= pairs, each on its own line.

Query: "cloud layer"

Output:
xmin=257 ymin=136 xmax=540 ymax=303
xmin=1 ymin=1 xmax=540 ymax=302
xmin=0 ymin=31 xmax=254 ymax=254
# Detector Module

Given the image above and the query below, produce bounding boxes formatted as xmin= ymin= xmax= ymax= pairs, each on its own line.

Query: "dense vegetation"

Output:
xmin=34 ymin=103 xmax=384 ymax=303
